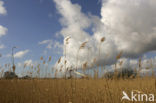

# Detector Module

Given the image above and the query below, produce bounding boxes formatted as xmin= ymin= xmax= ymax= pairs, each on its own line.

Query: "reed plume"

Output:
xmin=114 ymin=51 xmax=123 ymax=78
xmin=40 ymin=56 xmax=43 ymax=60
xmin=64 ymin=37 xmax=71 ymax=77
xmin=97 ymin=37 xmax=105 ymax=78
xmin=58 ymin=57 xmax=62 ymax=64
xmin=48 ymin=56 xmax=52 ymax=62
xmin=76 ymin=41 xmax=88 ymax=71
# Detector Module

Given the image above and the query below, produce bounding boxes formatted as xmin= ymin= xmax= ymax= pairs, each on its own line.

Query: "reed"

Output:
xmin=0 ymin=37 xmax=155 ymax=103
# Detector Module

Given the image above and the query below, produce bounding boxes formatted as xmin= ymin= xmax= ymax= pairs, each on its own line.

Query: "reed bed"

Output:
xmin=0 ymin=77 xmax=155 ymax=103
xmin=0 ymin=36 xmax=156 ymax=103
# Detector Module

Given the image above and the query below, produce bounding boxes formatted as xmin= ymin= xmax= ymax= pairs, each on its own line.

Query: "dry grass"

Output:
xmin=0 ymin=37 xmax=156 ymax=103
xmin=0 ymin=77 xmax=155 ymax=103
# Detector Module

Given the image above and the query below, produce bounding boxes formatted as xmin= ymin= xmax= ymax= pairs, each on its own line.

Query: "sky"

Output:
xmin=0 ymin=0 xmax=156 ymax=76
xmin=0 ymin=0 xmax=102 ymax=75
xmin=0 ymin=0 xmax=63 ymax=64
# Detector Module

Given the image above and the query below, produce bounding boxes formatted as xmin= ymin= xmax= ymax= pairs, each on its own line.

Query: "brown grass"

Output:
xmin=0 ymin=37 xmax=156 ymax=103
xmin=0 ymin=77 xmax=155 ymax=103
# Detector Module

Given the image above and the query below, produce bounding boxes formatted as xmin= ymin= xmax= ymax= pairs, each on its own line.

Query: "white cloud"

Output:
xmin=0 ymin=1 xmax=7 ymax=49
xmin=39 ymin=39 xmax=53 ymax=49
xmin=0 ymin=25 xmax=7 ymax=37
xmin=112 ymin=56 xmax=156 ymax=74
xmin=100 ymin=0 xmax=156 ymax=57
xmin=17 ymin=59 xmax=37 ymax=68
xmin=53 ymin=0 xmax=156 ymax=71
xmin=53 ymin=0 xmax=94 ymax=70
xmin=39 ymin=39 xmax=51 ymax=45
xmin=39 ymin=39 xmax=63 ymax=50
xmin=0 ymin=0 xmax=7 ymax=15
xmin=0 ymin=25 xmax=7 ymax=50
xmin=14 ymin=50 xmax=29 ymax=58
xmin=53 ymin=0 xmax=91 ymax=40
xmin=0 ymin=44 xmax=5 ymax=49
xmin=24 ymin=59 xmax=33 ymax=66
xmin=55 ymin=32 xmax=63 ymax=39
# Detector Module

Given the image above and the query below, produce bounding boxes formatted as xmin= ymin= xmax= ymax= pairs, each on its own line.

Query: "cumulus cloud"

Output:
xmin=53 ymin=0 xmax=156 ymax=71
xmin=0 ymin=0 xmax=7 ymax=15
xmin=0 ymin=25 xmax=7 ymax=37
xmin=53 ymin=0 xmax=91 ymax=40
xmin=0 ymin=44 xmax=5 ymax=49
xmin=101 ymin=0 xmax=156 ymax=57
xmin=0 ymin=25 xmax=7 ymax=50
xmin=0 ymin=1 xmax=7 ymax=49
xmin=14 ymin=50 xmax=29 ymax=58
xmin=53 ymin=0 xmax=94 ymax=69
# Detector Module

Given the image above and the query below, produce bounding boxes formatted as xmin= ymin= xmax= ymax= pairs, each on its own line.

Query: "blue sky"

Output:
xmin=0 ymin=0 xmax=61 ymax=64
xmin=0 ymin=0 xmax=102 ymax=72
xmin=0 ymin=0 xmax=156 ymax=76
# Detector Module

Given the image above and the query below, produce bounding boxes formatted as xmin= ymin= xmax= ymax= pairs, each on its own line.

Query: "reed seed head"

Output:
xmin=80 ymin=41 xmax=88 ymax=49
xmin=48 ymin=56 xmax=52 ymax=62
xmin=58 ymin=57 xmax=61 ymax=64
xmin=40 ymin=56 xmax=43 ymax=60
xmin=116 ymin=51 xmax=123 ymax=60
xmin=101 ymin=37 xmax=105 ymax=42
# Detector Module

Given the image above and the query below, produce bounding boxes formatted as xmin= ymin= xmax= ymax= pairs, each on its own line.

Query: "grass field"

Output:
xmin=0 ymin=39 xmax=155 ymax=103
xmin=0 ymin=54 xmax=155 ymax=103
xmin=0 ymin=77 xmax=155 ymax=103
